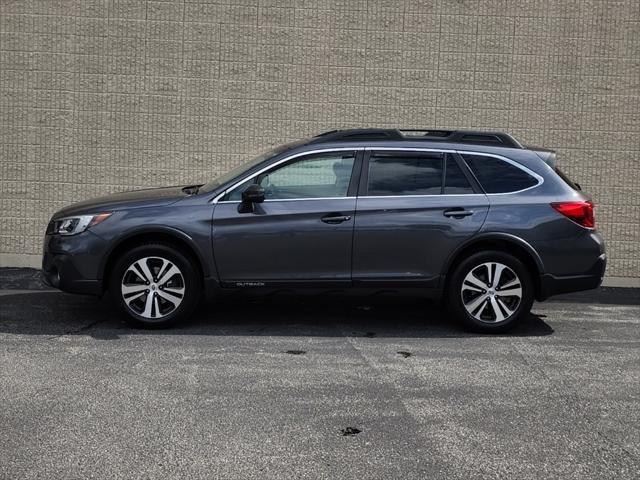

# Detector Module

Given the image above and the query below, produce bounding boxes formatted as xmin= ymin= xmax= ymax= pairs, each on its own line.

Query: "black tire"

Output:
xmin=447 ymin=250 xmax=534 ymax=333
xmin=109 ymin=243 xmax=201 ymax=328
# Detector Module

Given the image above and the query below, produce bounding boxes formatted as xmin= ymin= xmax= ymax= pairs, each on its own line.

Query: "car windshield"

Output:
xmin=199 ymin=141 xmax=305 ymax=193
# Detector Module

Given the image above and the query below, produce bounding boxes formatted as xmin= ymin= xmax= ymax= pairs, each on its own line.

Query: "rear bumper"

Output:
xmin=538 ymin=253 xmax=606 ymax=300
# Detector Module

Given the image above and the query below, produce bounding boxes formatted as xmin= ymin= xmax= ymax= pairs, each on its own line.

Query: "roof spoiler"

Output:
xmin=526 ymin=145 xmax=557 ymax=169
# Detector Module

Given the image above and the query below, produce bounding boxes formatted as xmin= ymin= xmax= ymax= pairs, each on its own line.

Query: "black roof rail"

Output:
xmin=308 ymin=129 xmax=405 ymax=143
xmin=308 ymin=128 xmax=523 ymax=149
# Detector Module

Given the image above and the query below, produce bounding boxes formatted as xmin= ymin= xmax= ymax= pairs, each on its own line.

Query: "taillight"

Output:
xmin=551 ymin=201 xmax=595 ymax=228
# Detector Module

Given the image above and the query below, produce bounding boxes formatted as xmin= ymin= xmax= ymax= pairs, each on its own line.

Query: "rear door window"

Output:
xmin=461 ymin=154 xmax=538 ymax=193
xmin=367 ymin=152 xmax=443 ymax=196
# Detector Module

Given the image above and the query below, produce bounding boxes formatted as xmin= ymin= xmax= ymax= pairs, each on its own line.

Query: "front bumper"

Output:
xmin=538 ymin=253 xmax=606 ymax=300
xmin=42 ymin=231 xmax=107 ymax=296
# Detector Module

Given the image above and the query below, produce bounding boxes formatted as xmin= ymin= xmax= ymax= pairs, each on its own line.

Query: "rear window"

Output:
xmin=462 ymin=154 xmax=538 ymax=193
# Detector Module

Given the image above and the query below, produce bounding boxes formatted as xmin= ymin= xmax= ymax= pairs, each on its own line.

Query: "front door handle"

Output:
xmin=321 ymin=213 xmax=352 ymax=224
xmin=443 ymin=208 xmax=474 ymax=218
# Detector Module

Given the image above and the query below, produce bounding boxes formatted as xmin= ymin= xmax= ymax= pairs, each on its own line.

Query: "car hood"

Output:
xmin=53 ymin=186 xmax=188 ymax=218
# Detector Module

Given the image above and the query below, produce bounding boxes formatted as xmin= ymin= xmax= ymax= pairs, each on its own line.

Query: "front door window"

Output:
xmin=226 ymin=152 xmax=355 ymax=201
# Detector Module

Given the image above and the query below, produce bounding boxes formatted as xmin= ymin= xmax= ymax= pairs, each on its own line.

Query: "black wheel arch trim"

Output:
xmin=440 ymin=232 xmax=546 ymax=287
xmin=98 ymin=225 xmax=211 ymax=283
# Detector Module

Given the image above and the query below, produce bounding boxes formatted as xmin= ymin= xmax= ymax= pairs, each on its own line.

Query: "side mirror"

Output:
xmin=241 ymin=184 xmax=265 ymax=203
xmin=238 ymin=184 xmax=265 ymax=213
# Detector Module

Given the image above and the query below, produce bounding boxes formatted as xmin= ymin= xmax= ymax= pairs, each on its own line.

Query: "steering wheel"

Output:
xmin=259 ymin=175 xmax=276 ymax=198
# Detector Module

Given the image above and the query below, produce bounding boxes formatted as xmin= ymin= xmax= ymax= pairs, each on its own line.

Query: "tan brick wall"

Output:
xmin=1 ymin=0 xmax=639 ymax=279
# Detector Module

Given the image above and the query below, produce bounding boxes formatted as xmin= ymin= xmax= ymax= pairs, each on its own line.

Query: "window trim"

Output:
xmin=212 ymin=147 xmax=364 ymax=204
xmin=359 ymin=148 xmax=485 ymax=198
xmin=357 ymin=147 xmax=542 ymax=197
xmin=213 ymin=146 xmax=543 ymax=203
xmin=457 ymin=150 xmax=544 ymax=195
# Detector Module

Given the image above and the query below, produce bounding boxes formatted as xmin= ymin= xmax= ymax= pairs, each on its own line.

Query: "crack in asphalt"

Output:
xmin=48 ymin=318 xmax=108 ymax=340
xmin=338 ymin=323 xmax=452 ymax=475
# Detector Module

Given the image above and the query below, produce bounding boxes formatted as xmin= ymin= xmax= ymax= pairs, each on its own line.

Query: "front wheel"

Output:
xmin=109 ymin=243 xmax=201 ymax=328
xmin=447 ymin=251 xmax=534 ymax=333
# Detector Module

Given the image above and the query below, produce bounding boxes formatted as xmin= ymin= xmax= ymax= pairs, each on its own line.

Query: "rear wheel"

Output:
xmin=109 ymin=243 xmax=201 ymax=328
xmin=447 ymin=251 xmax=533 ymax=333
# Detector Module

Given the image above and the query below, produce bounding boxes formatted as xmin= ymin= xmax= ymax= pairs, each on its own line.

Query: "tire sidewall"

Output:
xmin=109 ymin=244 xmax=200 ymax=328
xmin=448 ymin=250 xmax=534 ymax=333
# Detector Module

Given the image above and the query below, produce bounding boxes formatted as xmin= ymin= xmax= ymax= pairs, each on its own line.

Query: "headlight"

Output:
xmin=48 ymin=213 xmax=112 ymax=236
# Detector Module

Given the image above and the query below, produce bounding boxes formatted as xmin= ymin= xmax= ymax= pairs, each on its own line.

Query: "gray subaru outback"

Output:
xmin=42 ymin=129 xmax=606 ymax=332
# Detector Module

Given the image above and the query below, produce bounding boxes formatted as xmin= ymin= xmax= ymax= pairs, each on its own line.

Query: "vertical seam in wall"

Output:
xmin=471 ymin=1 xmax=480 ymax=128
xmin=434 ymin=1 xmax=441 ymax=128
xmin=180 ymin=0 xmax=186 ymax=183
xmin=143 ymin=0 xmax=149 ymax=92
xmin=507 ymin=5 xmax=516 ymax=133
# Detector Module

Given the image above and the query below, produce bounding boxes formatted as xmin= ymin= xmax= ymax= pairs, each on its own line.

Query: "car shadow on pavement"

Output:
xmin=0 ymin=291 xmax=554 ymax=339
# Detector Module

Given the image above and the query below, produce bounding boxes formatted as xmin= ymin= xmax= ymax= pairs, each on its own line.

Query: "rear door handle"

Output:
xmin=443 ymin=208 xmax=474 ymax=218
xmin=321 ymin=213 xmax=352 ymax=224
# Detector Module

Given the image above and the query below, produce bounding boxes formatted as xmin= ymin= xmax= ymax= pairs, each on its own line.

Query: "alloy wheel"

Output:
xmin=121 ymin=256 xmax=185 ymax=320
xmin=460 ymin=262 xmax=522 ymax=323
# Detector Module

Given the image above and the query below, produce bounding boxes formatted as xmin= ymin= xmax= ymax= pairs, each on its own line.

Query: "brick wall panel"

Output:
xmin=0 ymin=0 xmax=638 ymax=279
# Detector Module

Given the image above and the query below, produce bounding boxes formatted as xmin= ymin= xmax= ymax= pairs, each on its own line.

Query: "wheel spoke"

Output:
xmin=497 ymin=286 xmax=522 ymax=298
xmin=493 ymin=263 xmax=506 ymax=288
xmin=462 ymin=283 xmax=483 ymax=293
xmin=464 ymin=274 xmax=489 ymax=291
xmin=496 ymin=297 xmax=515 ymax=317
xmin=485 ymin=263 xmax=494 ymax=285
xmin=489 ymin=296 xmax=506 ymax=322
xmin=133 ymin=259 xmax=154 ymax=283
xmin=155 ymin=258 xmax=170 ymax=281
xmin=126 ymin=264 xmax=144 ymax=282
xmin=157 ymin=288 xmax=183 ymax=307
xmin=475 ymin=298 xmax=490 ymax=317
xmin=121 ymin=284 xmax=147 ymax=296
xmin=157 ymin=265 xmax=181 ymax=286
xmin=465 ymin=293 xmax=488 ymax=315
xmin=162 ymin=286 xmax=184 ymax=295
xmin=141 ymin=292 xmax=155 ymax=318
xmin=153 ymin=295 xmax=161 ymax=318
xmin=499 ymin=278 xmax=520 ymax=290
xmin=124 ymin=290 xmax=145 ymax=305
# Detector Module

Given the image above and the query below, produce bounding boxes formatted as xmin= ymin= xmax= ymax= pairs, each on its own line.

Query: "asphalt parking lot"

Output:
xmin=1 ymin=269 xmax=639 ymax=479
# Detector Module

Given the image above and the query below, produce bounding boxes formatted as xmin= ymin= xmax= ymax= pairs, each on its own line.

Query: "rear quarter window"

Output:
xmin=462 ymin=154 xmax=538 ymax=193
